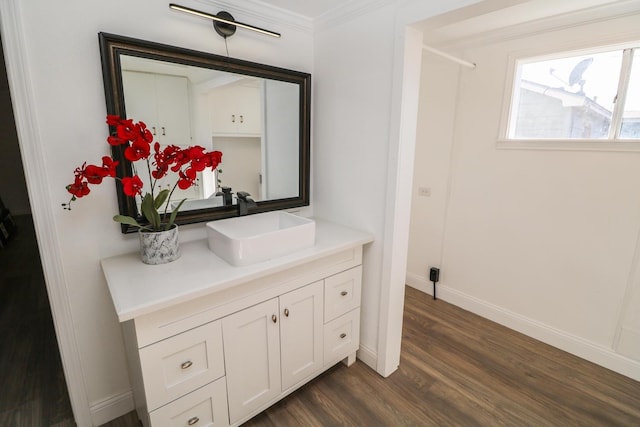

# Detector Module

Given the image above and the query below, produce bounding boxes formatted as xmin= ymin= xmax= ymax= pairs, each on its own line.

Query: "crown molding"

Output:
xmin=190 ymin=0 xmax=313 ymax=35
xmin=433 ymin=0 xmax=640 ymax=50
xmin=314 ymin=0 xmax=396 ymax=33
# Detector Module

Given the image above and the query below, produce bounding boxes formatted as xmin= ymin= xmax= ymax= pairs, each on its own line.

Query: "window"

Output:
xmin=506 ymin=46 xmax=640 ymax=141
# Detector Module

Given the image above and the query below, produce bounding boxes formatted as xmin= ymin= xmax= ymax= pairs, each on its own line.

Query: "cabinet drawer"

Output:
xmin=324 ymin=266 xmax=362 ymax=322
xmin=323 ymin=308 xmax=360 ymax=366
xmin=140 ymin=320 xmax=225 ymax=411
xmin=149 ymin=377 xmax=229 ymax=427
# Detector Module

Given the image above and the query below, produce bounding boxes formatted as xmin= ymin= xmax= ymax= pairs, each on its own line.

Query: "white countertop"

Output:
xmin=101 ymin=219 xmax=373 ymax=322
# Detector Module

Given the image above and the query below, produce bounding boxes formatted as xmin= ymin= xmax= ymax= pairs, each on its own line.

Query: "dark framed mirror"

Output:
xmin=99 ymin=32 xmax=311 ymax=233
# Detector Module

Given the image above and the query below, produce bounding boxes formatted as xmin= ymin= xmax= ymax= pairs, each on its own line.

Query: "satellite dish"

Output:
xmin=568 ymin=58 xmax=593 ymax=92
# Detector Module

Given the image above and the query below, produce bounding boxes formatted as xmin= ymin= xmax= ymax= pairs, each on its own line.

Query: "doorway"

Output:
xmin=0 ymin=36 xmax=74 ymax=424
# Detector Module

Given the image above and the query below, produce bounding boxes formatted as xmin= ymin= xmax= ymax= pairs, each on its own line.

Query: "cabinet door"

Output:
xmin=210 ymin=89 xmax=237 ymax=135
xmin=122 ymin=71 xmax=157 ymax=130
xmin=122 ymin=71 xmax=191 ymax=146
xmin=222 ymin=298 xmax=281 ymax=424
xmin=280 ymin=281 xmax=323 ymax=391
xmin=234 ymin=85 xmax=262 ymax=135
xmin=155 ymin=74 xmax=191 ymax=146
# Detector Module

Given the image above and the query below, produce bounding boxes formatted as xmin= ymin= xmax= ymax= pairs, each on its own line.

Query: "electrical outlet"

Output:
xmin=418 ymin=187 xmax=431 ymax=197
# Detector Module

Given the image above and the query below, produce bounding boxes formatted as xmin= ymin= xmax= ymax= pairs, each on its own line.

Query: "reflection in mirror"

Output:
xmin=99 ymin=33 xmax=311 ymax=233
xmin=120 ymin=56 xmax=300 ymax=213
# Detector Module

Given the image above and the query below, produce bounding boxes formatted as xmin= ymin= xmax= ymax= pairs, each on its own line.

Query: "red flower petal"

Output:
xmin=121 ymin=175 xmax=143 ymax=197
xmin=124 ymin=139 xmax=151 ymax=161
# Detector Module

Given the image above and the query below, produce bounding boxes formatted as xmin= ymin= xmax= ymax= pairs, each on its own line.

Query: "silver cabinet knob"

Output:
xmin=188 ymin=416 xmax=199 ymax=425
xmin=340 ymin=291 xmax=348 ymax=296
xmin=272 ymin=314 xmax=277 ymax=323
xmin=340 ymin=333 xmax=347 ymax=339
xmin=284 ymin=308 xmax=290 ymax=317
xmin=181 ymin=361 xmax=193 ymax=370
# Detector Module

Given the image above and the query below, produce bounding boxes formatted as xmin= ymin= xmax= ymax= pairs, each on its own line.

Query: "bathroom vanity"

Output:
xmin=101 ymin=218 xmax=372 ymax=427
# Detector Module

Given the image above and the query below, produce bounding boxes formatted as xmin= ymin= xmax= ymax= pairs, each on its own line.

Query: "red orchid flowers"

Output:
xmin=64 ymin=115 xmax=223 ymax=232
xmin=67 ymin=156 xmax=119 ymax=197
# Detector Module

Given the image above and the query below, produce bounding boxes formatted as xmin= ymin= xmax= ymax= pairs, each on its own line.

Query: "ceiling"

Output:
xmin=412 ymin=0 xmax=636 ymax=45
xmin=254 ymin=0 xmax=349 ymax=19
xmin=255 ymin=0 xmax=637 ymax=42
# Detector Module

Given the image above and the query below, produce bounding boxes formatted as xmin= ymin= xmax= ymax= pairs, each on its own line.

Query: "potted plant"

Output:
xmin=64 ymin=115 xmax=223 ymax=264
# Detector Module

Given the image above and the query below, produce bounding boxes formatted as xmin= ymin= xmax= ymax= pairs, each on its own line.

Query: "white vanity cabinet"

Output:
xmin=102 ymin=220 xmax=373 ymax=427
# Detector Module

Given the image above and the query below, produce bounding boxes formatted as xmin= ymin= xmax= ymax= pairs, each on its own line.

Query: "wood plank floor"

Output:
xmin=0 ymin=215 xmax=74 ymax=426
xmin=105 ymin=286 xmax=640 ymax=427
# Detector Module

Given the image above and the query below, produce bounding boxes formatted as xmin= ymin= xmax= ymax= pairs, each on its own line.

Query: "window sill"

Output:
xmin=496 ymin=139 xmax=640 ymax=152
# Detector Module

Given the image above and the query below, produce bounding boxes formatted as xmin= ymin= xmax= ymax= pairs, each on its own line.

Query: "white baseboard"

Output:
xmin=617 ymin=327 xmax=640 ymax=361
xmin=357 ymin=343 xmax=377 ymax=371
xmin=406 ymin=272 xmax=434 ymax=296
xmin=90 ymin=390 xmax=135 ymax=426
xmin=406 ymin=272 xmax=640 ymax=381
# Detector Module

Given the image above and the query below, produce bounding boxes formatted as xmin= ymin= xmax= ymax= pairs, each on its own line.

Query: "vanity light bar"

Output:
xmin=169 ymin=4 xmax=281 ymax=38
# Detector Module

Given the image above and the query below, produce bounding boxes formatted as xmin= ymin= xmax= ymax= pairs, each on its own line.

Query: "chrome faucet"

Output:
xmin=236 ymin=191 xmax=257 ymax=216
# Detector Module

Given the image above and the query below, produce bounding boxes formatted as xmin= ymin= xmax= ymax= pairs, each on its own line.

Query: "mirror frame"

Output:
xmin=98 ymin=32 xmax=311 ymax=233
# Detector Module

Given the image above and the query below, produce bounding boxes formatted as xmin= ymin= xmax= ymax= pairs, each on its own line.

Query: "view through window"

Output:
xmin=508 ymin=46 xmax=640 ymax=140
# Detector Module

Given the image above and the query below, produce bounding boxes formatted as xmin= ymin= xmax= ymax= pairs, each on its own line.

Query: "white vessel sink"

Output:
xmin=206 ymin=211 xmax=316 ymax=266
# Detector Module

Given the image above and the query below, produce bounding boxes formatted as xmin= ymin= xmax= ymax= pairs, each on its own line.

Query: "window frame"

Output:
xmin=498 ymin=40 xmax=640 ymax=151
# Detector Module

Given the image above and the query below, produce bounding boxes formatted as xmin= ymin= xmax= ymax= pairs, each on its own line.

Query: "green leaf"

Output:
xmin=154 ymin=189 xmax=170 ymax=210
xmin=166 ymin=198 xmax=186 ymax=230
xmin=141 ymin=193 xmax=161 ymax=230
xmin=112 ymin=215 xmax=142 ymax=228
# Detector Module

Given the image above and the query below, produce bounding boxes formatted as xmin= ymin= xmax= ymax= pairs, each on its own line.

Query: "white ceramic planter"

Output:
xmin=139 ymin=225 xmax=181 ymax=265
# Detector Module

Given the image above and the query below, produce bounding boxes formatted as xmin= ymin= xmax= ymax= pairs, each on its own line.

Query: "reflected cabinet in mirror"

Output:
xmin=99 ymin=32 xmax=311 ymax=233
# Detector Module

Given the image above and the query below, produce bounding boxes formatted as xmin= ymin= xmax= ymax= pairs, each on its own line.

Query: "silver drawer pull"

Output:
xmin=340 ymin=291 xmax=348 ymax=296
xmin=181 ymin=361 xmax=193 ymax=370
xmin=188 ymin=416 xmax=199 ymax=425
xmin=340 ymin=333 xmax=347 ymax=339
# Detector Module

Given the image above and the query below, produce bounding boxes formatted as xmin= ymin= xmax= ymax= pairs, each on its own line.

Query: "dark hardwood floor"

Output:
xmin=0 ymin=214 xmax=74 ymax=426
xmin=105 ymin=286 xmax=640 ymax=427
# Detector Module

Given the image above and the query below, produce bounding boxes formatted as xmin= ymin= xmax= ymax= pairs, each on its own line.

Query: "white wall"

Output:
xmin=407 ymin=12 xmax=640 ymax=380
xmin=264 ymin=79 xmax=299 ymax=200
xmin=2 ymin=0 xmax=313 ymax=424
xmin=407 ymin=53 xmax=460 ymax=279
xmin=314 ymin=3 xmax=397 ymax=364
xmin=313 ymin=0 xmax=482 ymax=374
